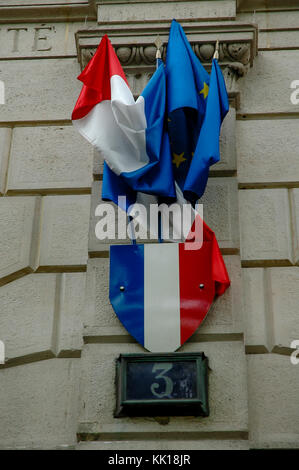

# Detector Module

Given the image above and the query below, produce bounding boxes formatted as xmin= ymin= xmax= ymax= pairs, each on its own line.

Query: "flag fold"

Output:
xmin=72 ymin=35 xmax=176 ymax=205
xmin=166 ymin=19 xmax=229 ymax=202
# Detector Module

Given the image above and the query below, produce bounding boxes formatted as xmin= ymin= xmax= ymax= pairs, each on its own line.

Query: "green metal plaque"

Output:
xmin=115 ymin=352 xmax=209 ymax=417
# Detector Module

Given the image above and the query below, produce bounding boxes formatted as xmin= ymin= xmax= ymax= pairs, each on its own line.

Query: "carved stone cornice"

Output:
xmin=76 ymin=22 xmax=257 ymax=69
xmin=75 ymin=21 xmax=258 ymax=106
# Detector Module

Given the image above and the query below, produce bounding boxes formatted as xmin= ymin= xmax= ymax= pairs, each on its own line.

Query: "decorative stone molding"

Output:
xmin=80 ymin=40 xmax=252 ymax=71
xmin=75 ymin=22 xmax=258 ymax=105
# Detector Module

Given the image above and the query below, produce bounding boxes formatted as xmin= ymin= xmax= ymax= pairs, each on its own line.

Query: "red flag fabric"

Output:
xmin=186 ymin=215 xmax=230 ymax=297
xmin=72 ymin=35 xmax=128 ymax=120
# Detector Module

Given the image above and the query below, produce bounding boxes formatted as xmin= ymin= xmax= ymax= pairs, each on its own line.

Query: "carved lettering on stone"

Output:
xmin=32 ymin=27 xmax=53 ymax=52
xmin=3 ymin=25 xmax=57 ymax=54
xmin=7 ymin=27 xmax=28 ymax=53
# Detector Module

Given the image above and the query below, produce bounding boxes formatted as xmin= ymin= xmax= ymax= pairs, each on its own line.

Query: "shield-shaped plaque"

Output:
xmin=109 ymin=228 xmax=230 ymax=352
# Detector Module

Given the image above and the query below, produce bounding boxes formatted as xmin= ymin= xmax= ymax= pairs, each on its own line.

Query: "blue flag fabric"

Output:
xmin=183 ymin=58 xmax=229 ymax=200
xmin=166 ymin=19 xmax=229 ymax=202
xmin=102 ymin=19 xmax=229 ymax=210
xmin=102 ymin=61 xmax=176 ymax=211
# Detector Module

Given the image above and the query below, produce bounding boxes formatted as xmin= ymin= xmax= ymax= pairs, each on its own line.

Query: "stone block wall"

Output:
xmin=0 ymin=0 xmax=298 ymax=450
xmin=238 ymin=3 xmax=299 ymax=449
xmin=0 ymin=1 xmax=96 ymax=449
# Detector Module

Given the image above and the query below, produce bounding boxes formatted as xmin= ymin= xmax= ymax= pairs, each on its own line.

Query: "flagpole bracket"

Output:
xmin=154 ymin=35 xmax=163 ymax=60
xmin=213 ymin=40 xmax=219 ymax=60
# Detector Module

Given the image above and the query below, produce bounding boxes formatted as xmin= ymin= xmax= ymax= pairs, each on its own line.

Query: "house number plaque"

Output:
xmin=115 ymin=353 xmax=209 ymax=417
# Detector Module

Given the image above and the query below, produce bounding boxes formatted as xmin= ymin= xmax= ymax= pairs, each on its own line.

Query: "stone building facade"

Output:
xmin=0 ymin=0 xmax=298 ymax=450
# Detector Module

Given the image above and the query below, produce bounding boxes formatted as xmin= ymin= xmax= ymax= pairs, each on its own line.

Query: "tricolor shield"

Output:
xmin=109 ymin=241 xmax=218 ymax=352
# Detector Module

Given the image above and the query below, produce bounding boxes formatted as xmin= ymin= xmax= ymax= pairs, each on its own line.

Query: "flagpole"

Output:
xmin=128 ymin=38 xmax=163 ymax=246
xmin=127 ymin=214 xmax=136 ymax=245
xmin=154 ymin=35 xmax=162 ymax=61
xmin=191 ymin=44 xmax=220 ymax=240
xmin=155 ymin=36 xmax=163 ymax=244
xmin=191 ymin=42 xmax=219 ymax=240
xmin=213 ymin=40 xmax=219 ymax=60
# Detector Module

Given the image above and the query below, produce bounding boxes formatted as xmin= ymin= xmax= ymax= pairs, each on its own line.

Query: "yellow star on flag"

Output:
xmin=172 ymin=152 xmax=186 ymax=168
xmin=200 ymin=82 xmax=209 ymax=99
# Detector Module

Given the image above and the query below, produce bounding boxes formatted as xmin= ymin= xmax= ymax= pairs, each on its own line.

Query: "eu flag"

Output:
xmin=166 ymin=19 xmax=229 ymax=203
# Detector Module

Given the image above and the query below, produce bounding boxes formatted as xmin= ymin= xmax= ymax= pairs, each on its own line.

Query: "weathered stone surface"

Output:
xmin=76 ymin=440 xmax=249 ymax=450
xmin=39 ymin=195 xmax=90 ymax=267
xmin=0 ymin=274 xmax=56 ymax=361
xmin=84 ymin=258 xmax=120 ymax=333
xmin=93 ymin=149 xmax=103 ymax=177
xmin=84 ymin=255 xmax=243 ymax=338
xmin=238 ymin=11 xmax=299 ymax=50
xmin=268 ymin=267 xmax=299 ymax=352
xmin=290 ymin=189 xmax=299 ymax=264
xmin=98 ymin=1 xmax=236 ymax=23
xmin=0 ymin=196 xmax=39 ymax=281
xmin=7 ymin=126 xmax=93 ymax=192
xmin=201 ymin=177 xmax=239 ymax=251
xmin=238 ymin=11 xmax=299 ymax=31
xmin=0 ymin=270 xmax=85 ymax=361
xmin=78 ymin=341 xmax=248 ymax=435
xmin=239 ymin=189 xmax=292 ymax=264
xmin=0 ymin=127 xmax=11 ymax=194
xmin=239 ymin=51 xmax=299 ymax=114
xmin=0 ymin=358 xmax=80 ymax=449
xmin=247 ymin=354 xmax=299 ymax=449
xmin=201 ymin=255 xmax=243 ymax=334
xmin=0 ymin=22 xmax=95 ymax=59
xmin=0 ymin=2 xmax=93 ymax=25
xmin=258 ymin=30 xmax=299 ymax=50
xmin=242 ymin=268 xmax=269 ymax=352
xmin=0 ymin=59 xmax=81 ymax=122
xmin=237 ymin=120 xmax=299 ymax=185
xmin=236 ymin=0 xmax=298 ymax=11
xmin=56 ymin=272 xmax=85 ymax=355
xmin=0 ymin=0 xmax=87 ymax=4
xmin=215 ymin=106 xmax=236 ymax=173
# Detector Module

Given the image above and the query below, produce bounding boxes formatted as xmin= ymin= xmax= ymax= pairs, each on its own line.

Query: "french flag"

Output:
xmin=109 ymin=220 xmax=230 ymax=352
xmin=72 ymin=35 xmax=175 ymax=205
